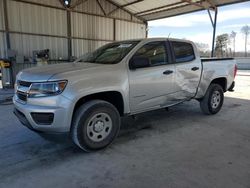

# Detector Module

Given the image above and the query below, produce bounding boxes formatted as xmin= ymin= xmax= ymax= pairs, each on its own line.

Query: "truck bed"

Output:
xmin=195 ymin=58 xmax=236 ymax=99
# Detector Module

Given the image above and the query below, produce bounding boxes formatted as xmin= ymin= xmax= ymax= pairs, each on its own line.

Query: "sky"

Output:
xmin=148 ymin=1 xmax=250 ymax=52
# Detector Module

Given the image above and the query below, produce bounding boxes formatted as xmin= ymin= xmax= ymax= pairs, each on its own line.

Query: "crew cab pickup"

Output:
xmin=13 ymin=38 xmax=237 ymax=151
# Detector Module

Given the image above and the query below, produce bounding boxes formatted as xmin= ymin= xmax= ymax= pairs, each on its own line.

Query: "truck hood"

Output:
xmin=18 ymin=63 xmax=103 ymax=82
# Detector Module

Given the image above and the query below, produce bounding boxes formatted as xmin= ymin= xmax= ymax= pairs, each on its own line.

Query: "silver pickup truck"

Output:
xmin=13 ymin=38 xmax=237 ymax=151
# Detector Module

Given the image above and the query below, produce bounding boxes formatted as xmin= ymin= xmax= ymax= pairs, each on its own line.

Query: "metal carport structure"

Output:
xmin=0 ymin=0 xmax=248 ymax=59
xmin=108 ymin=0 xmax=249 ymax=56
xmin=0 ymin=0 xmax=249 ymax=88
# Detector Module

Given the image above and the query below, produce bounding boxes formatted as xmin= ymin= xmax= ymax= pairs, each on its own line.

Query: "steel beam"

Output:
xmin=106 ymin=0 xmax=143 ymax=17
xmin=206 ymin=0 xmax=216 ymax=10
xmin=113 ymin=19 xmax=116 ymax=41
xmin=107 ymin=7 xmax=119 ymax=16
xmin=181 ymin=0 xmax=204 ymax=9
xmin=67 ymin=10 xmax=72 ymax=59
xmin=3 ymin=0 xmax=11 ymax=49
xmin=135 ymin=2 xmax=184 ymax=16
xmin=210 ymin=8 xmax=218 ymax=57
xmin=207 ymin=9 xmax=214 ymax=25
xmin=96 ymin=0 xmax=107 ymax=16
xmin=71 ymin=0 xmax=88 ymax=9
xmin=11 ymin=0 xmax=144 ymax=24
xmin=59 ymin=0 xmax=67 ymax=8
xmin=4 ymin=30 xmax=114 ymax=42
xmin=137 ymin=4 xmax=189 ymax=17
xmin=121 ymin=0 xmax=144 ymax=8
xmin=105 ymin=0 xmax=145 ymax=21
xmin=145 ymin=21 xmax=148 ymax=38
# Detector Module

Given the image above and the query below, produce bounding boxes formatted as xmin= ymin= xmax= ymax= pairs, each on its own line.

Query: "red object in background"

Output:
xmin=234 ymin=64 xmax=237 ymax=78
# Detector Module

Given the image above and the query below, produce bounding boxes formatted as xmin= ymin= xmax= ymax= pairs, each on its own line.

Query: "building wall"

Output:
xmin=116 ymin=20 xmax=146 ymax=41
xmin=7 ymin=1 xmax=67 ymax=36
xmin=0 ymin=0 xmax=146 ymax=60
xmin=9 ymin=33 xmax=68 ymax=59
xmin=71 ymin=12 xmax=114 ymax=41
xmin=72 ymin=39 xmax=108 ymax=57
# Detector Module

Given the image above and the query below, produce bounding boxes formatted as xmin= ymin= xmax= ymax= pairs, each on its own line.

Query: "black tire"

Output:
xmin=200 ymin=84 xmax=224 ymax=115
xmin=71 ymin=100 xmax=121 ymax=152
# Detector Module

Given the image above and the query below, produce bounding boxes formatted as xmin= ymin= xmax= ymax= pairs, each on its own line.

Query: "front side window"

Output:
xmin=132 ymin=42 xmax=168 ymax=66
xmin=172 ymin=41 xmax=195 ymax=63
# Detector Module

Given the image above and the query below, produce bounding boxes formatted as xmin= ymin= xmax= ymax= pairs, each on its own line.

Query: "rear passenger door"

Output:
xmin=170 ymin=41 xmax=202 ymax=100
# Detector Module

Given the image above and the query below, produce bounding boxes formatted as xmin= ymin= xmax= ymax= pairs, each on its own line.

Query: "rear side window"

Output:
xmin=172 ymin=41 xmax=195 ymax=63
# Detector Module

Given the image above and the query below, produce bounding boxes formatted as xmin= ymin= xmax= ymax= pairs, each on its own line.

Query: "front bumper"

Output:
xmin=13 ymin=94 xmax=73 ymax=133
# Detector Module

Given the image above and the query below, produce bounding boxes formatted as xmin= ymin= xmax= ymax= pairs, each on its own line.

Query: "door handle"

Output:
xmin=163 ymin=70 xmax=173 ymax=75
xmin=191 ymin=67 xmax=199 ymax=71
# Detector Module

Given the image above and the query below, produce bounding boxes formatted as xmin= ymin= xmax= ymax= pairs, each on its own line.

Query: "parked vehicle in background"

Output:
xmin=13 ymin=38 xmax=237 ymax=151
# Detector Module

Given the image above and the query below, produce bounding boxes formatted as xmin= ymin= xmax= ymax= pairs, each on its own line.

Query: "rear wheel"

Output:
xmin=71 ymin=100 xmax=120 ymax=152
xmin=200 ymin=84 xmax=224 ymax=115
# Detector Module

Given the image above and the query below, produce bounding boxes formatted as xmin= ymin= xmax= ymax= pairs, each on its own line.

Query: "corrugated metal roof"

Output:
xmin=110 ymin=0 xmax=250 ymax=21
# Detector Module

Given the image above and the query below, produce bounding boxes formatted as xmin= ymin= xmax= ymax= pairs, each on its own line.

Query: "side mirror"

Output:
xmin=129 ymin=57 xmax=150 ymax=70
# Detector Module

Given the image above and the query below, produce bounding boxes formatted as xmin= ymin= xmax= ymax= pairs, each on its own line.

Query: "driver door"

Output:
xmin=128 ymin=41 xmax=176 ymax=113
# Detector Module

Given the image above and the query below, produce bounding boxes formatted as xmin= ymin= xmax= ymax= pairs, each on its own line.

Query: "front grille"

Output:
xmin=17 ymin=91 xmax=27 ymax=101
xmin=18 ymin=80 xmax=32 ymax=87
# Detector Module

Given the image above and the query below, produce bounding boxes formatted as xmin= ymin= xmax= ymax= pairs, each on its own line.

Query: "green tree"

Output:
xmin=241 ymin=25 xmax=250 ymax=57
xmin=195 ymin=42 xmax=210 ymax=57
xmin=215 ymin=34 xmax=229 ymax=57
xmin=230 ymin=31 xmax=237 ymax=57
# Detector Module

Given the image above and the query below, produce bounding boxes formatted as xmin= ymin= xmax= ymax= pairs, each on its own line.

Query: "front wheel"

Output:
xmin=71 ymin=100 xmax=121 ymax=152
xmin=200 ymin=84 xmax=224 ymax=115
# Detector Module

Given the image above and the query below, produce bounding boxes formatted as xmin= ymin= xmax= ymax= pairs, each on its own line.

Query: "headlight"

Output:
xmin=28 ymin=80 xmax=67 ymax=98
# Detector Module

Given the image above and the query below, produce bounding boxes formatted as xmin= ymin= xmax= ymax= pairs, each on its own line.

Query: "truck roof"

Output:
xmin=117 ymin=37 xmax=194 ymax=44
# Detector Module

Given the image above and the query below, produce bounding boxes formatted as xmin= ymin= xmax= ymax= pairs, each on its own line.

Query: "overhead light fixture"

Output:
xmin=64 ymin=0 xmax=71 ymax=7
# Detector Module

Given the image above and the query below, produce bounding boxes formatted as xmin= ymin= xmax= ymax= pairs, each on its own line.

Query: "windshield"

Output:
xmin=75 ymin=41 xmax=140 ymax=64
